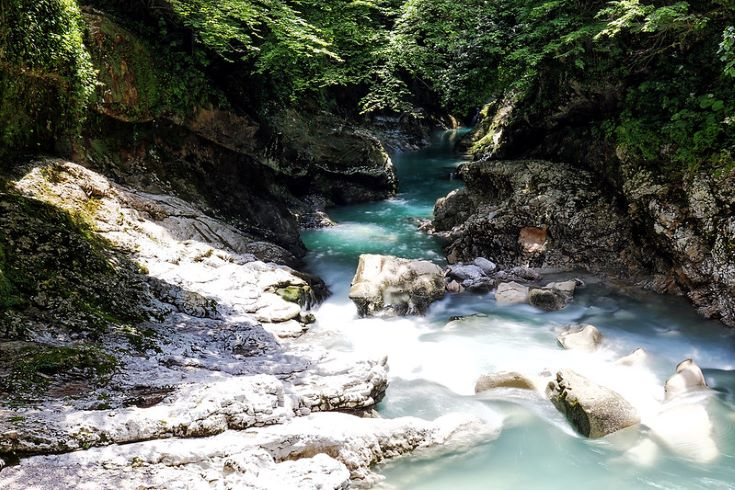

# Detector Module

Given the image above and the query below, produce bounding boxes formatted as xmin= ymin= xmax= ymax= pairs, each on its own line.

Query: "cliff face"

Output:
xmin=76 ymin=10 xmax=396 ymax=262
xmin=444 ymin=92 xmax=735 ymax=327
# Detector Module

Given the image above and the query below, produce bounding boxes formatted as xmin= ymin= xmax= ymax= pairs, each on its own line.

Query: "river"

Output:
xmin=301 ymin=130 xmax=735 ymax=489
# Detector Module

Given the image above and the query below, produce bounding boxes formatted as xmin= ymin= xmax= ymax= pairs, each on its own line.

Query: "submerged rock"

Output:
xmin=475 ymin=372 xmax=536 ymax=393
xmin=665 ymin=359 xmax=708 ymax=400
xmin=556 ymin=324 xmax=602 ymax=351
xmin=546 ymin=369 xmax=640 ymax=438
xmin=349 ymin=254 xmax=445 ymax=317
xmin=494 ymin=281 xmax=529 ymax=304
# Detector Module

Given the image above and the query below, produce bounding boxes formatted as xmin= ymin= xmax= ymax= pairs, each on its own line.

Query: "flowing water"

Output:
xmin=301 ymin=131 xmax=735 ymax=489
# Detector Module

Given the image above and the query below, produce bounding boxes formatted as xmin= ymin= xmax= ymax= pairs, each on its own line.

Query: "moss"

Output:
xmin=0 ymin=191 xmax=150 ymax=339
xmin=276 ymin=285 xmax=310 ymax=305
xmin=1 ymin=344 xmax=117 ymax=396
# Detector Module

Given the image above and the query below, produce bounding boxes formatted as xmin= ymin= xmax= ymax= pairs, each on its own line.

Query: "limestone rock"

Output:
xmin=349 ymin=254 xmax=445 ymax=317
xmin=665 ymin=359 xmax=708 ymax=400
xmin=556 ymin=324 xmax=602 ymax=351
xmin=494 ymin=282 xmax=529 ymax=304
xmin=475 ymin=372 xmax=536 ymax=393
xmin=546 ymin=369 xmax=640 ymax=438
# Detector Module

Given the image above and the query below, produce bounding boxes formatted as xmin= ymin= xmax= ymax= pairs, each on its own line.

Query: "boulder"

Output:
xmin=349 ymin=254 xmax=445 ymax=317
xmin=545 ymin=280 xmax=577 ymax=299
xmin=556 ymin=324 xmax=602 ymax=351
xmin=616 ymin=348 xmax=647 ymax=367
xmin=494 ymin=282 xmax=529 ymax=304
xmin=475 ymin=372 xmax=536 ymax=393
xmin=446 ymin=264 xmax=485 ymax=282
xmin=473 ymin=257 xmax=497 ymax=274
xmin=546 ymin=369 xmax=640 ymax=438
xmin=528 ymin=288 xmax=567 ymax=311
xmin=665 ymin=359 xmax=708 ymax=400
xmin=446 ymin=280 xmax=464 ymax=294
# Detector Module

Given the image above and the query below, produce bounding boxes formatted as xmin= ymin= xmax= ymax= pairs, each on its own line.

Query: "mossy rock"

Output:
xmin=0 ymin=343 xmax=117 ymax=400
xmin=276 ymin=285 xmax=311 ymax=306
xmin=0 ymin=191 xmax=151 ymax=339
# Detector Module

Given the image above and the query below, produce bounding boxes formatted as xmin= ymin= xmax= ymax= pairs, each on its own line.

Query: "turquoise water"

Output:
xmin=301 ymin=131 xmax=735 ymax=489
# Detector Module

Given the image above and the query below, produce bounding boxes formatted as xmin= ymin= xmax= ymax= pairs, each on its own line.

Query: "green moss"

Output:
xmin=0 ymin=191 xmax=150 ymax=339
xmin=276 ymin=285 xmax=310 ymax=305
xmin=1 ymin=344 xmax=117 ymax=395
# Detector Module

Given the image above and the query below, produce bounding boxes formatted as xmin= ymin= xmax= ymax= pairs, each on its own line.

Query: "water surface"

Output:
xmin=301 ymin=131 xmax=735 ymax=489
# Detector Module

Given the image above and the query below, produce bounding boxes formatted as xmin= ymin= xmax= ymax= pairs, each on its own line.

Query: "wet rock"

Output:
xmin=475 ymin=372 xmax=536 ymax=393
xmin=546 ymin=369 xmax=640 ymax=438
xmin=616 ymin=348 xmax=647 ymax=367
xmin=556 ymin=324 xmax=602 ymax=351
xmin=494 ymin=282 xmax=529 ymax=304
xmin=446 ymin=280 xmax=464 ymax=294
xmin=528 ymin=288 xmax=567 ymax=311
xmin=665 ymin=359 xmax=708 ymax=400
xmin=349 ymin=254 xmax=445 ymax=317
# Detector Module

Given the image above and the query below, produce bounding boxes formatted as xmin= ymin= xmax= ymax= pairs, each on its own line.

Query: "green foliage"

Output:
xmin=0 ymin=0 xmax=96 ymax=156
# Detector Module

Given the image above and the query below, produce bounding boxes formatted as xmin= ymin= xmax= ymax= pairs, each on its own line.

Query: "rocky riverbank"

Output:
xmin=0 ymin=159 xmax=495 ymax=488
xmin=431 ymin=155 xmax=735 ymax=327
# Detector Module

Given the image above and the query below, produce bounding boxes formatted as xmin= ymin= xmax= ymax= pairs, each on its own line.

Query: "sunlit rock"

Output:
xmin=649 ymin=399 xmax=718 ymax=463
xmin=664 ymin=359 xmax=708 ymax=400
xmin=349 ymin=254 xmax=445 ymax=317
xmin=556 ymin=324 xmax=602 ymax=351
xmin=546 ymin=369 xmax=640 ymax=438
xmin=494 ymin=281 xmax=529 ymax=304
xmin=616 ymin=348 xmax=648 ymax=367
xmin=475 ymin=372 xmax=536 ymax=393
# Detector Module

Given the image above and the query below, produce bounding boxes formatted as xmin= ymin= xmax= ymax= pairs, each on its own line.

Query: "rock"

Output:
xmin=348 ymin=254 xmax=445 ymax=317
xmin=494 ymin=282 xmax=529 ymax=304
xmin=528 ymin=288 xmax=567 ymax=311
xmin=546 ymin=369 xmax=640 ymax=438
xmin=665 ymin=359 xmax=708 ymax=400
xmin=446 ymin=264 xmax=485 ymax=282
xmin=433 ymin=188 xmax=475 ymax=232
xmin=616 ymin=348 xmax=647 ymax=366
xmin=446 ymin=280 xmax=464 ymax=294
xmin=433 ymin=160 xmax=644 ymax=277
xmin=255 ymin=295 xmax=302 ymax=323
xmin=473 ymin=257 xmax=497 ymax=274
xmin=0 ymin=412 xmax=495 ymax=489
xmin=545 ymin=280 xmax=577 ymax=299
xmin=556 ymin=324 xmax=602 ymax=351
xmin=648 ymin=401 xmax=718 ymax=463
xmin=461 ymin=277 xmax=495 ymax=292
xmin=475 ymin=372 xmax=536 ymax=393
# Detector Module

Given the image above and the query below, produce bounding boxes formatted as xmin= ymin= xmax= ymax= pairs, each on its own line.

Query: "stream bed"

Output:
xmin=301 ymin=131 xmax=735 ymax=489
